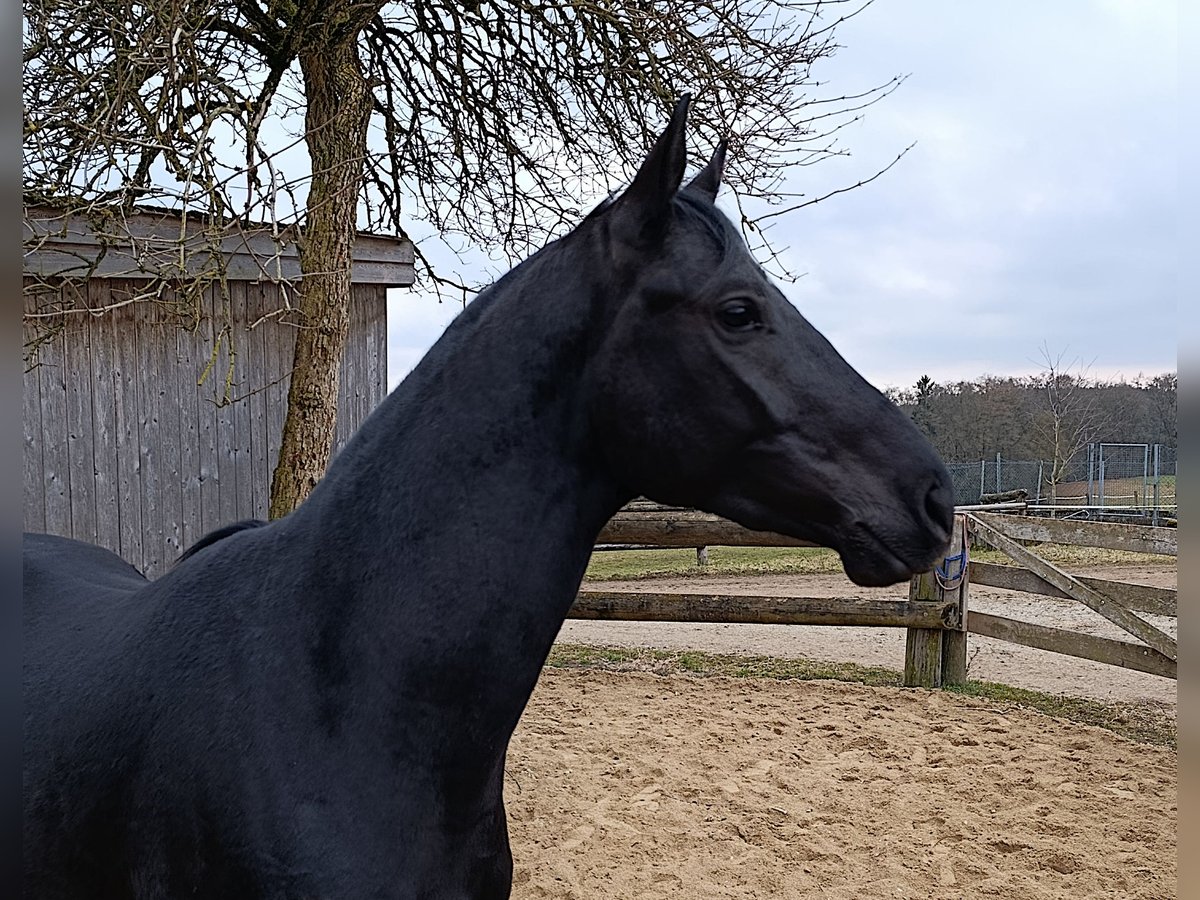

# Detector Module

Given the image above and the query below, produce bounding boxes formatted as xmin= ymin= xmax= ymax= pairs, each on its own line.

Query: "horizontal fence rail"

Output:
xmin=971 ymin=511 xmax=1177 ymax=556
xmin=596 ymin=508 xmax=816 ymax=548
xmin=595 ymin=501 xmax=1035 ymax=550
xmin=568 ymin=592 xmax=960 ymax=629
xmin=967 ymin=612 xmax=1176 ymax=680
xmin=968 ymin=561 xmax=1176 ymax=617
xmin=577 ymin=504 xmax=1176 ymax=686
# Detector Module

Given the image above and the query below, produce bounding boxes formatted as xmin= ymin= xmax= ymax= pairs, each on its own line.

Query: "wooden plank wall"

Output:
xmin=22 ymin=278 xmax=389 ymax=577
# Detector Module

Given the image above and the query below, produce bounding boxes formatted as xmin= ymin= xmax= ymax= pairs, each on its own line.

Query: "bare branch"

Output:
xmin=750 ymin=140 xmax=914 ymax=226
xmin=27 ymin=0 xmax=904 ymax=293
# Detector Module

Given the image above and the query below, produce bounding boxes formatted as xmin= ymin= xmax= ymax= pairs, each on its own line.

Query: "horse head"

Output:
xmin=583 ymin=96 xmax=954 ymax=586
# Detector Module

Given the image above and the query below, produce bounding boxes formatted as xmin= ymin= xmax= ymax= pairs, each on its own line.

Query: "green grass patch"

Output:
xmin=548 ymin=643 xmax=903 ymax=687
xmin=546 ymin=643 xmax=1176 ymax=747
xmin=585 ymin=546 xmax=843 ymax=581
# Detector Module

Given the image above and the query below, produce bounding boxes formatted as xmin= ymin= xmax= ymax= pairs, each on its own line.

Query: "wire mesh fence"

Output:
xmin=944 ymin=443 xmax=1176 ymax=520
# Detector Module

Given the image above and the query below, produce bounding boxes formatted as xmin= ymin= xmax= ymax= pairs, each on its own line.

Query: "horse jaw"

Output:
xmin=693 ymin=432 xmax=954 ymax=588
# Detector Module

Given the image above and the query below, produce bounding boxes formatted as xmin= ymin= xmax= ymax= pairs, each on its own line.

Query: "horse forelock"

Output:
xmin=672 ymin=190 xmax=739 ymax=263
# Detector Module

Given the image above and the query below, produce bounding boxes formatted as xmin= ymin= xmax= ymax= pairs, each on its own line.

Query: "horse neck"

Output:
xmin=322 ymin=235 xmax=625 ymax=545
xmin=279 ymin=234 xmax=628 ymax=745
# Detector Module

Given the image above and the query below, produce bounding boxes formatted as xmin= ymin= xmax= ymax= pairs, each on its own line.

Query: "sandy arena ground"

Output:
xmin=507 ymin=672 xmax=1176 ymax=899
xmin=504 ymin=563 xmax=1178 ymax=898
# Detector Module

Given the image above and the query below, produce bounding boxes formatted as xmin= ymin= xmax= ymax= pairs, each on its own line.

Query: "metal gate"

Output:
xmin=1089 ymin=443 xmax=1176 ymax=522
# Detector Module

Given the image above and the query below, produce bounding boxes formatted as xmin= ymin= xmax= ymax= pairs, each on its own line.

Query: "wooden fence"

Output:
xmin=566 ymin=505 xmax=1177 ymax=688
xmin=959 ymin=511 xmax=1176 ymax=680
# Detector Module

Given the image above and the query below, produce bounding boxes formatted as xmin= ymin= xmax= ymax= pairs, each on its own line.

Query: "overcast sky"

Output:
xmin=384 ymin=0 xmax=1180 ymax=394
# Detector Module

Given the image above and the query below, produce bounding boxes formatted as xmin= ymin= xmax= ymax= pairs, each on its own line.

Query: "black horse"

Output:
xmin=23 ymin=97 xmax=954 ymax=899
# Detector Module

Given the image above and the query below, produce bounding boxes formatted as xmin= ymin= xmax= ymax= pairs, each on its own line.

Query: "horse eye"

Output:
xmin=717 ymin=299 xmax=762 ymax=332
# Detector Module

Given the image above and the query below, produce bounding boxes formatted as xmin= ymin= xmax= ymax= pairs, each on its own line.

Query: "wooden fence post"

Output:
xmin=903 ymin=571 xmax=943 ymax=688
xmin=940 ymin=516 xmax=971 ymax=686
xmin=940 ymin=629 xmax=968 ymax=687
xmin=904 ymin=515 xmax=970 ymax=688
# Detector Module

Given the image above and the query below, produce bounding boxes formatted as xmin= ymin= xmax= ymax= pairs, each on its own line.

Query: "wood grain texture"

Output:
xmin=969 ymin=561 xmax=1176 ymax=617
xmin=972 ymin=511 xmax=1176 ymax=556
xmin=88 ymin=280 xmax=121 ymax=550
xmin=22 ymin=300 xmax=47 ymax=534
xmin=22 ymin=277 xmax=390 ymax=577
xmin=38 ymin=313 xmax=72 ymax=538
xmin=568 ymin=592 xmax=956 ymax=628
xmin=968 ymin=612 xmax=1176 ymax=679
xmin=111 ymin=288 xmax=145 ymax=567
xmin=24 ymin=206 xmax=414 ymax=285
xmin=598 ymin=510 xmax=817 ymax=548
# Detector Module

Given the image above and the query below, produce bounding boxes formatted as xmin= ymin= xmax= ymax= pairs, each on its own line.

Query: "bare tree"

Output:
xmin=24 ymin=0 xmax=904 ymax=515
xmin=1142 ymin=372 xmax=1178 ymax=447
xmin=1031 ymin=346 xmax=1107 ymax=502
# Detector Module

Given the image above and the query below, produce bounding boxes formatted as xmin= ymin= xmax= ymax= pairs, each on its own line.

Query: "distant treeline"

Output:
xmin=887 ymin=372 xmax=1177 ymax=465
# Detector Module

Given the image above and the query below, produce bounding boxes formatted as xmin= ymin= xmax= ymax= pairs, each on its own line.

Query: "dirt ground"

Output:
xmin=507 ymin=563 xmax=1178 ymax=897
xmin=558 ymin=563 xmax=1178 ymax=709
xmin=507 ymin=671 xmax=1177 ymax=899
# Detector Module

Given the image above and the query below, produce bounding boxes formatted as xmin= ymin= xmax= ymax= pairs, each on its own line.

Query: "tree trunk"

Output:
xmin=269 ymin=38 xmax=372 ymax=519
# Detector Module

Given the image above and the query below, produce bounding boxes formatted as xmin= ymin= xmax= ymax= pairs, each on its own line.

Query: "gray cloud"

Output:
xmin=772 ymin=0 xmax=1179 ymax=389
xmin=386 ymin=1 xmax=1180 ymax=393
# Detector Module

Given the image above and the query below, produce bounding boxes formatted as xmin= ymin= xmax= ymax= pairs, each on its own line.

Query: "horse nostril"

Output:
xmin=924 ymin=477 xmax=954 ymax=534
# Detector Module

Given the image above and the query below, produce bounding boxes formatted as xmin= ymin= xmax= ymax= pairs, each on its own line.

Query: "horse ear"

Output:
xmin=609 ymin=94 xmax=691 ymax=248
xmin=685 ymin=140 xmax=727 ymax=204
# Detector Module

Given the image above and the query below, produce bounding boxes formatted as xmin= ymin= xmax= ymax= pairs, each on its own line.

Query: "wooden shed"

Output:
xmin=22 ymin=205 xmax=415 ymax=577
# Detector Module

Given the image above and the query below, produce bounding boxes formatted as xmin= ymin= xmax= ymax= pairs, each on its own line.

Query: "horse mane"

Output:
xmin=175 ymin=518 xmax=268 ymax=565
